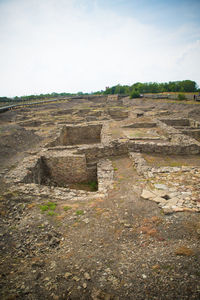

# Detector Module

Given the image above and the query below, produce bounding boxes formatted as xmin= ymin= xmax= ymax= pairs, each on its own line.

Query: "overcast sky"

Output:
xmin=0 ymin=0 xmax=200 ymax=97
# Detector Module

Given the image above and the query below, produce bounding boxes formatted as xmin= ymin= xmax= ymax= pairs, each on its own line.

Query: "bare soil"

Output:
xmin=0 ymin=99 xmax=200 ymax=300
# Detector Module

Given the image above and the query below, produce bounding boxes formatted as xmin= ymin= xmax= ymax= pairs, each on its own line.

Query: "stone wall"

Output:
xmin=180 ymin=129 xmax=200 ymax=141
xmin=107 ymin=95 xmax=119 ymax=101
xmin=107 ymin=109 xmax=129 ymax=120
xmin=58 ymin=124 xmax=102 ymax=146
xmin=122 ymin=122 xmax=157 ymax=128
xmin=128 ymin=140 xmax=200 ymax=155
xmin=160 ymin=118 xmax=190 ymax=127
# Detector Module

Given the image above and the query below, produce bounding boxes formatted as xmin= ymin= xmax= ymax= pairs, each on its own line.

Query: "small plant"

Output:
xmin=130 ymin=90 xmax=140 ymax=99
xmin=178 ymin=93 xmax=186 ymax=100
xmin=39 ymin=202 xmax=57 ymax=213
xmin=40 ymin=205 xmax=49 ymax=212
xmin=47 ymin=202 xmax=57 ymax=210
xmin=114 ymin=167 xmax=118 ymax=171
xmin=48 ymin=211 xmax=56 ymax=216
xmin=63 ymin=206 xmax=72 ymax=211
xmin=76 ymin=210 xmax=84 ymax=216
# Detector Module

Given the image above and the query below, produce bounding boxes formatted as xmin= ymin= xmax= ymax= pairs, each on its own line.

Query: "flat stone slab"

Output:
xmin=141 ymin=190 xmax=156 ymax=200
xmin=154 ymin=184 xmax=168 ymax=190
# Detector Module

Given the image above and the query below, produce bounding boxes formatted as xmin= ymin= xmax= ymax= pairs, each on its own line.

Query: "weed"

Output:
xmin=40 ymin=205 xmax=49 ymax=212
xmin=47 ymin=202 xmax=57 ymax=210
xmin=48 ymin=211 xmax=56 ymax=216
xmin=76 ymin=210 xmax=84 ymax=216
xmin=114 ymin=167 xmax=118 ymax=171
xmin=39 ymin=202 xmax=57 ymax=213
xmin=63 ymin=206 xmax=72 ymax=211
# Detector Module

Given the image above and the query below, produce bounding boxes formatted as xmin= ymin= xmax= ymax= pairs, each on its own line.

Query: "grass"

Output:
xmin=47 ymin=202 xmax=57 ymax=210
xmin=175 ymin=246 xmax=194 ymax=256
xmin=39 ymin=202 xmax=57 ymax=213
xmin=63 ymin=206 xmax=72 ymax=211
xmin=48 ymin=211 xmax=56 ymax=216
xmin=76 ymin=210 xmax=84 ymax=216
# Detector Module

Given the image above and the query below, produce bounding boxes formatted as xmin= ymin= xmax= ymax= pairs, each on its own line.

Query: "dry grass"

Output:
xmin=175 ymin=246 xmax=194 ymax=256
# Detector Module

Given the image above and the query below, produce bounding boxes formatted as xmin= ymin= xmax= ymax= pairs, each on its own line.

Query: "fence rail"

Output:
xmin=0 ymin=97 xmax=72 ymax=114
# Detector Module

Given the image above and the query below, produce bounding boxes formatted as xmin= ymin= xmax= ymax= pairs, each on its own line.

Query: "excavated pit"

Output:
xmin=50 ymin=123 xmax=103 ymax=146
xmin=23 ymin=155 xmax=98 ymax=192
xmin=160 ymin=118 xmax=200 ymax=142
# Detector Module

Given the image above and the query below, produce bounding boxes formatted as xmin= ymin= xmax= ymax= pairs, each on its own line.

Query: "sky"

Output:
xmin=0 ymin=0 xmax=200 ymax=97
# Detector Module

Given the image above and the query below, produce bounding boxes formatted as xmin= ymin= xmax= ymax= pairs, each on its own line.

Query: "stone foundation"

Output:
xmin=49 ymin=123 xmax=103 ymax=146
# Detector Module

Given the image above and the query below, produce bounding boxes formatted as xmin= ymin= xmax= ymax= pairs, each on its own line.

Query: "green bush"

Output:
xmin=130 ymin=90 xmax=140 ymax=99
xmin=178 ymin=93 xmax=186 ymax=100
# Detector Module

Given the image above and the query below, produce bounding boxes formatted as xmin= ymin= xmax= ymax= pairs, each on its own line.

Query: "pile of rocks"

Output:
xmin=130 ymin=152 xmax=200 ymax=214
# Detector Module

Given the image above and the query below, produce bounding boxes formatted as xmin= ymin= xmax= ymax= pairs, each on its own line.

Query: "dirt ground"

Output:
xmin=0 ymin=98 xmax=200 ymax=300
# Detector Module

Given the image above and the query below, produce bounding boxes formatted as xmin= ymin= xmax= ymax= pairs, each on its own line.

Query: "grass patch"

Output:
xmin=63 ymin=206 xmax=72 ymax=211
xmin=48 ymin=211 xmax=56 ymax=216
xmin=40 ymin=205 xmax=49 ymax=212
xmin=39 ymin=202 xmax=57 ymax=213
xmin=47 ymin=202 xmax=57 ymax=210
xmin=76 ymin=210 xmax=84 ymax=216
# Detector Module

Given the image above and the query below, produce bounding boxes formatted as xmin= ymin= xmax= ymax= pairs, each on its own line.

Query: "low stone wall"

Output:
xmin=159 ymin=118 xmax=190 ymax=127
xmin=107 ymin=109 xmax=129 ymax=120
xmin=107 ymin=95 xmax=119 ymax=101
xmin=128 ymin=140 xmax=200 ymax=155
xmin=122 ymin=122 xmax=157 ymax=128
xmin=76 ymin=140 xmax=129 ymax=163
xmin=181 ymin=129 xmax=200 ymax=141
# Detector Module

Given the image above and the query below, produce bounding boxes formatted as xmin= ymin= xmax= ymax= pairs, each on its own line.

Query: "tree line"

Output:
xmin=101 ymin=80 xmax=198 ymax=96
xmin=0 ymin=80 xmax=199 ymax=102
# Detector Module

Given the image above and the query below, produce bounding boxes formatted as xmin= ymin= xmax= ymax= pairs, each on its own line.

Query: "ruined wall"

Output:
xmin=160 ymin=118 xmax=190 ymax=127
xmin=107 ymin=95 xmax=119 ymax=101
xmin=181 ymin=129 xmax=200 ymax=141
xmin=59 ymin=124 xmax=102 ymax=145
xmin=23 ymin=156 xmax=50 ymax=185
xmin=107 ymin=109 xmax=129 ymax=120
xmin=122 ymin=122 xmax=157 ymax=128
xmin=128 ymin=140 xmax=200 ymax=155
xmin=76 ymin=141 xmax=129 ymax=163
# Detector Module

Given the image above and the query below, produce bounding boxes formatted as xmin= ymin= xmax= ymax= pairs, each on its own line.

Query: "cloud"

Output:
xmin=0 ymin=0 xmax=199 ymax=96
